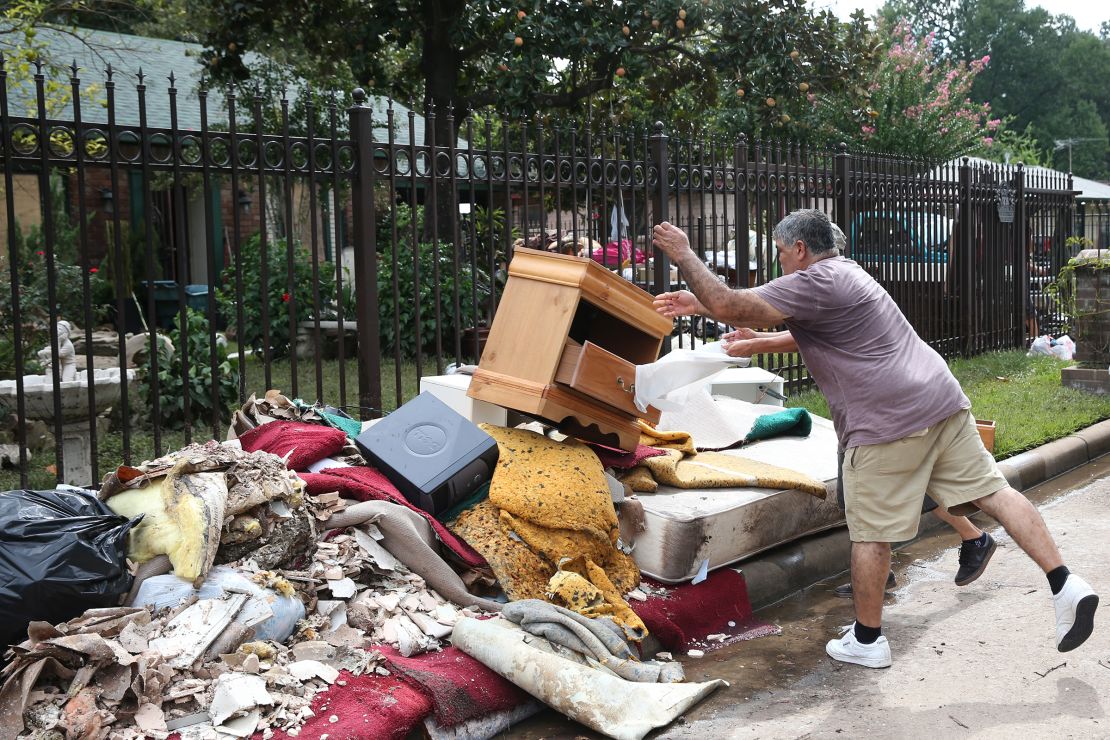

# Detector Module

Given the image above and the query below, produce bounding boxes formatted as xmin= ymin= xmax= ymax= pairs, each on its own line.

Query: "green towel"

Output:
xmin=439 ymin=480 xmax=491 ymax=523
xmin=745 ymin=407 xmax=812 ymax=443
xmin=319 ymin=409 xmax=363 ymax=438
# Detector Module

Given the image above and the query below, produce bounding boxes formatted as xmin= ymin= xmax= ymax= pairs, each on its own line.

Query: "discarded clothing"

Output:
xmin=630 ymin=569 xmax=779 ymax=651
xmin=448 ymin=426 xmax=642 ymax=636
xmin=452 ymin=617 xmax=725 ymax=740
xmin=239 ymin=420 xmax=348 ymax=471
xmin=624 ymin=422 xmax=826 ymax=498
xmin=745 ymin=407 xmax=812 ymax=443
xmin=502 ymin=600 xmax=683 ymax=683
xmin=301 ymin=466 xmax=487 ymax=568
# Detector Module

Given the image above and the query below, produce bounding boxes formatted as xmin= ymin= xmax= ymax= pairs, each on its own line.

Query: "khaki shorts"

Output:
xmin=841 ymin=409 xmax=1009 ymax=542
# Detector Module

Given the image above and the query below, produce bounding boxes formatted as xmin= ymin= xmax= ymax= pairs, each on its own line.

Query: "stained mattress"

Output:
xmin=630 ymin=409 xmax=845 ymax=583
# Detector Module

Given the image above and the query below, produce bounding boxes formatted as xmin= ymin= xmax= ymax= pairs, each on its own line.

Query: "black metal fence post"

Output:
xmin=649 ymin=121 xmax=670 ymax=295
xmin=735 ymin=134 xmax=751 ymax=288
xmin=959 ymin=157 xmax=974 ymax=356
xmin=348 ymin=88 xmax=382 ymax=419
xmin=834 ymin=142 xmax=851 ymax=242
xmin=1014 ymin=163 xmax=1027 ymax=348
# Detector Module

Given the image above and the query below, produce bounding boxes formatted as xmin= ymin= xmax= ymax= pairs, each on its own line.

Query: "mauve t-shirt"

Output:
xmin=751 ymin=256 xmax=968 ymax=449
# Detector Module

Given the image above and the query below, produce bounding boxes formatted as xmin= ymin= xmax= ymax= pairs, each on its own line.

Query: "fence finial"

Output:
xmin=653 ymin=121 xmax=665 ymax=135
xmin=168 ymin=71 xmax=176 ymax=88
xmin=0 ymin=51 xmax=6 ymax=71
xmin=70 ymin=59 xmax=79 ymax=77
xmin=136 ymin=68 xmax=145 ymax=86
xmin=352 ymin=87 xmax=366 ymax=105
xmin=837 ymin=141 xmax=848 ymax=154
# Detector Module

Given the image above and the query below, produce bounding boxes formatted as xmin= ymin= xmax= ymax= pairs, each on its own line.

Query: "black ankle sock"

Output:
xmin=854 ymin=621 xmax=882 ymax=645
xmin=964 ymin=532 xmax=988 ymax=547
xmin=1047 ymin=565 xmax=1070 ymax=595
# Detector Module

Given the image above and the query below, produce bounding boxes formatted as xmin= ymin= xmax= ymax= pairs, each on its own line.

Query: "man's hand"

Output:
xmin=653 ymin=290 xmax=702 ymax=318
xmin=721 ymin=327 xmax=760 ymax=358
xmin=652 ymin=221 xmax=692 ymax=259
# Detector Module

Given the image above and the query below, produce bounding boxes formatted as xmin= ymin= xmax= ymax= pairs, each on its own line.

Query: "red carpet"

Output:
xmin=588 ymin=442 xmax=668 ymax=470
xmin=268 ymin=670 xmax=433 ymax=740
xmin=378 ymin=645 xmax=531 ymax=726
xmin=238 ymin=421 xmax=348 ymax=471
xmin=632 ymin=568 xmax=779 ymax=651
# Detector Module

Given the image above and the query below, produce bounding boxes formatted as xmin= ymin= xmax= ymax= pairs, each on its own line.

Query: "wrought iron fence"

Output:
xmin=1 ymin=61 xmax=1079 ymax=489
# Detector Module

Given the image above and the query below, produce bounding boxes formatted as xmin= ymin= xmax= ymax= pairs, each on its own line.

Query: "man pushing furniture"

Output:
xmin=651 ymin=209 xmax=1098 ymax=668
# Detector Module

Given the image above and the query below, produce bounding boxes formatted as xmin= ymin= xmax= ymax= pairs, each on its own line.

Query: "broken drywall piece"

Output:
xmin=286 ymin=660 xmax=339 ymax=684
xmin=149 ymin=594 xmax=248 ymax=669
xmin=208 ymin=673 xmax=274 ymax=726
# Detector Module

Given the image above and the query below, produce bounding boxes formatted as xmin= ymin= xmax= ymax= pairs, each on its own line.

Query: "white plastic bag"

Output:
xmin=634 ymin=343 xmax=748 ymax=413
xmin=1051 ymin=334 xmax=1075 ymax=361
xmin=1028 ymin=335 xmax=1054 ymax=356
xmin=131 ymin=564 xmax=304 ymax=642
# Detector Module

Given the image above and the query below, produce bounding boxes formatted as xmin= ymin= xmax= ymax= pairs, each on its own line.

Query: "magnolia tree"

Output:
xmin=812 ymin=23 xmax=999 ymax=160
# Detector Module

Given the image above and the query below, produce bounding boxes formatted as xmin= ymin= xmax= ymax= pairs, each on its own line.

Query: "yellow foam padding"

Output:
xmin=636 ymin=420 xmax=697 ymax=455
xmin=448 ymin=426 xmax=643 ymax=630
xmin=450 ymin=500 xmax=554 ymax=601
xmin=621 ymin=446 xmax=827 ymax=498
xmin=105 ymin=468 xmax=228 ymax=582
xmin=549 ymin=556 xmax=647 ymax=641
xmin=480 ymin=425 xmax=621 ymax=537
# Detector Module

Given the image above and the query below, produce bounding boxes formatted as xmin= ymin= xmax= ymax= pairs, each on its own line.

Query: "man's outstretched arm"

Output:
xmin=652 ymin=222 xmax=787 ymax=327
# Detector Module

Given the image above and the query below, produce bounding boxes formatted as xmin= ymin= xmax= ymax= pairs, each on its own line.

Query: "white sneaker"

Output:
xmin=825 ymin=623 xmax=892 ymax=668
xmin=1054 ymin=574 xmax=1098 ymax=652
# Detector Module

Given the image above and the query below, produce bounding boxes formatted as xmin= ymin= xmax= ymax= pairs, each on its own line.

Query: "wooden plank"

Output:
xmin=476 ymin=278 xmax=579 ymax=384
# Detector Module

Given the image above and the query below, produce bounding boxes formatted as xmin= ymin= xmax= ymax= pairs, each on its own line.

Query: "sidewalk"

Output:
xmin=666 ymin=456 xmax=1110 ymax=739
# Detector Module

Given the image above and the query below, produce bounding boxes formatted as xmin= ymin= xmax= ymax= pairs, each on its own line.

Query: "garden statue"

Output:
xmin=37 ymin=320 xmax=78 ymax=382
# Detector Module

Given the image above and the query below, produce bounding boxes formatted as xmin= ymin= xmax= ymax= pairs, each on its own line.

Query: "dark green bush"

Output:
xmin=217 ymin=233 xmax=337 ymax=357
xmin=137 ymin=308 xmax=239 ymax=430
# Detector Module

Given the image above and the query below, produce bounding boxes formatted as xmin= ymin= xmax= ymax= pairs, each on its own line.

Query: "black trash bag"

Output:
xmin=0 ymin=489 xmax=140 ymax=647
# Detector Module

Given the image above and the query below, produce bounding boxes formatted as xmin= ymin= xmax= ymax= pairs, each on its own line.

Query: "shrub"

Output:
xmin=217 ymin=233 xmax=337 ymax=357
xmin=137 ymin=308 xmax=239 ymax=430
xmin=349 ymin=203 xmax=495 ymax=358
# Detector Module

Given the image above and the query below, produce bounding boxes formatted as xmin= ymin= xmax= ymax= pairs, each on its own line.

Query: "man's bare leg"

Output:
xmin=852 ymin=541 xmax=891 ymax=627
xmin=973 ymin=486 xmax=1062 ymax=572
xmin=933 ymin=506 xmax=983 ymax=541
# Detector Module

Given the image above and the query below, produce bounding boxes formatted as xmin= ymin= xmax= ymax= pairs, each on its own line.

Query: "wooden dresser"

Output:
xmin=467 ymin=248 xmax=673 ymax=450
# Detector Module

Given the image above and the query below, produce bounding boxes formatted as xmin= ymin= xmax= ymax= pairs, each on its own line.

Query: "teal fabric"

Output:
xmin=439 ymin=481 xmax=491 ymax=524
xmin=745 ymin=407 xmax=812 ymax=443
xmin=319 ymin=410 xmax=363 ymax=438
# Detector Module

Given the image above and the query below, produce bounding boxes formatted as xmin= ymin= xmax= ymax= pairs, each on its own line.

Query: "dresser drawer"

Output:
xmin=555 ymin=340 xmax=659 ymax=422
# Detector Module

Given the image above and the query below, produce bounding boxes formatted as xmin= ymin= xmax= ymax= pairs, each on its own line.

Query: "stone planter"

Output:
xmin=1061 ymin=249 xmax=1110 ymax=394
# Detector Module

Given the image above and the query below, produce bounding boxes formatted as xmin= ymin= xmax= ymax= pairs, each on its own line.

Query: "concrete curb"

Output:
xmin=741 ymin=419 xmax=1110 ymax=610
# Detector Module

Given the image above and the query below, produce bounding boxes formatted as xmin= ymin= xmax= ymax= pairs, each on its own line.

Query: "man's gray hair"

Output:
xmin=829 ymin=222 xmax=846 ymax=253
xmin=772 ymin=209 xmax=836 ymax=255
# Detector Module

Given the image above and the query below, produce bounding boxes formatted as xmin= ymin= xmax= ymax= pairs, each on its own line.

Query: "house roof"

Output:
xmin=950 ymin=156 xmax=1110 ymax=202
xmin=0 ymin=26 xmax=461 ymax=147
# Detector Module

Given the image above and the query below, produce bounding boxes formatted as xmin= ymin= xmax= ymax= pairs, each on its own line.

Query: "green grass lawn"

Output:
xmin=787 ymin=351 xmax=1110 ymax=459
xmin=5 ymin=349 xmax=1107 ymax=491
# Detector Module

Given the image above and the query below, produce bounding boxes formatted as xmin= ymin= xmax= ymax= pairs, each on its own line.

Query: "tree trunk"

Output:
xmin=420 ymin=0 xmax=466 ymax=244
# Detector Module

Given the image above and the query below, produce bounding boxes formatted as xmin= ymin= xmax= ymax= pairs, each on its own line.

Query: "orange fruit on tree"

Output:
xmin=622 ymin=24 xmax=631 ymax=35
xmin=798 ymin=81 xmax=809 ymax=92
xmin=780 ymin=113 xmax=791 ymax=123
xmin=736 ymin=88 xmax=745 ymax=97
xmin=651 ymin=18 xmax=660 ymax=28
xmin=676 ymin=18 xmax=685 ymax=30
xmin=616 ymin=67 xmax=626 ymax=77
xmin=517 ymin=9 xmax=526 ymax=19
xmin=790 ymin=50 xmax=800 ymax=60
xmin=514 ymin=36 xmax=523 ymax=46
xmin=766 ymin=97 xmax=777 ymax=107
xmin=679 ymin=8 xmax=687 ymax=19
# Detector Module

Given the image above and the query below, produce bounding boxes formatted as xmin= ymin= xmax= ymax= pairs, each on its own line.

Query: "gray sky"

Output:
xmin=816 ymin=0 xmax=1108 ymax=33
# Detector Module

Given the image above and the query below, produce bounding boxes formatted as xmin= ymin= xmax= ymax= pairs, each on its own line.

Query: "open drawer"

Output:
xmin=555 ymin=340 xmax=661 ymax=423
